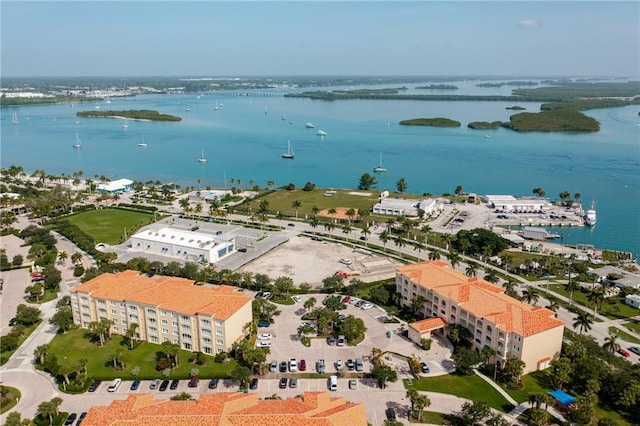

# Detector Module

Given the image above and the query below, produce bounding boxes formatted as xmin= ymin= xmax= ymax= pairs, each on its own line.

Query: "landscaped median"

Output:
xmin=37 ymin=329 xmax=236 ymax=392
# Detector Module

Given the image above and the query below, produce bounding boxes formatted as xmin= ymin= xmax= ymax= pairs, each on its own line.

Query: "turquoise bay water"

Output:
xmin=2 ymin=84 xmax=639 ymax=256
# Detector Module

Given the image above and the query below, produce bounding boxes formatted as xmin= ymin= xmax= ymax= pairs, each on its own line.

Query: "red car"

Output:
xmin=299 ymin=359 xmax=306 ymax=371
xmin=617 ymin=349 xmax=630 ymax=358
xmin=342 ymin=296 xmax=351 ymax=303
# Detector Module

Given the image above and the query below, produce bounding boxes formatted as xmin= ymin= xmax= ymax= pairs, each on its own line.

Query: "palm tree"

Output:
xmin=547 ymin=300 xmax=560 ymax=312
xmin=291 ymin=200 xmax=302 ymax=219
xmin=303 ymin=297 xmax=316 ymax=314
xmin=566 ymin=278 xmax=580 ymax=307
xmin=324 ymin=221 xmax=335 ymax=235
xmin=484 ymin=269 xmax=499 ymax=284
xmin=441 ymin=233 xmax=453 ymax=250
xmin=602 ymin=332 xmax=620 ymax=354
xmin=465 ymin=261 xmax=478 ymax=277
xmin=360 ymin=225 xmax=371 ymax=245
xmin=58 ymin=251 xmax=68 ymax=265
xmin=503 ymin=279 xmax=518 ymax=298
xmin=393 ymin=237 xmax=406 ymax=256
xmin=587 ymin=287 xmax=605 ymax=315
xmin=428 ymin=250 xmax=441 ymax=261
xmin=328 ymin=208 xmax=337 ymax=223
xmin=406 ymin=388 xmax=419 ymax=419
xmin=447 ymin=250 xmax=460 ymax=270
xmin=379 ymin=230 xmax=390 ymax=252
xmin=572 ymin=311 xmax=594 ymax=335
xmin=345 ymin=208 xmax=356 ymax=224
xmin=522 ymin=287 xmax=540 ymax=305
xmin=414 ymin=393 xmax=431 ymax=420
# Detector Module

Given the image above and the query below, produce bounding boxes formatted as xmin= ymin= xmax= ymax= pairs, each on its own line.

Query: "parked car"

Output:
xmin=170 ymin=379 xmax=179 ymax=390
xmin=88 ymin=380 xmax=101 ymax=392
xmin=188 ymin=376 xmax=199 ymax=387
xmin=335 ymin=359 xmax=343 ymax=370
xmin=280 ymin=361 xmax=288 ymax=372
xmin=287 ymin=223 xmax=295 ymax=227
xmin=258 ymin=333 xmax=273 ymax=340
xmin=339 ymin=258 xmax=352 ymax=265
xmin=64 ymin=413 xmax=77 ymax=426
xmin=292 ymin=296 xmax=302 ymax=303
xmin=238 ymin=247 xmax=247 ymax=252
xmin=279 ymin=378 xmax=288 ymax=389
xmin=361 ymin=303 xmax=373 ymax=310
xmin=342 ymin=296 xmax=351 ymax=303
xmin=256 ymin=341 xmax=271 ymax=348
xmin=327 ymin=335 xmax=336 ymax=346
xmin=337 ymin=335 xmax=346 ymax=346
xmin=159 ymin=380 xmax=170 ymax=391
xmin=355 ymin=358 xmax=364 ymax=372
xmin=208 ymin=378 xmax=219 ymax=389
xmin=629 ymin=346 xmax=640 ymax=355
xmin=289 ymin=377 xmax=298 ymax=388
xmin=269 ymin=360 xmax=278 ymax=373
xmin=150 ymin=379 xmax=161 ymax=390
xmin=289 ymin=359 xmax=298 ymax=372
xmin=249 ymin=378 xmax=258 ymax=390
xmin=421 ymin=362 xmax=430 ymax=373
xmin=258 ymin=320 xmax=270 ymax=327
xmin=316 ymin=359 xmax=326 ymax=373
xmin=385 ymin=407 xmax=397 ymax=420
xmin=76 ymin=412 xmax=87 ymax=425
xmin=346 ymin=359 xmax=355 ymax=371
xmin=348 ymin=379 xmax=357 ymax=390
xmin=130 ymin=380 xmax=140 ymax=391
xmin=617 ymin=348 xmax=631 ymax=357
xmin=299 ymin=359 xmax=306 ymax=371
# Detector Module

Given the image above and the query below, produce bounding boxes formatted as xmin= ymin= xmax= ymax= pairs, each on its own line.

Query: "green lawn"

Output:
xmin=404 ymin=373 xmax=514 ymax=412
xmin=547 ymin=284 xmax=637 ymax=320
xmin=45 ymin=329 xmax=235 ymax=383
xmin=0 ymin=386 xmax=21 ymax=414
xmin=27 ymin=288 xmax=59 ymax=304
xmin=419 ymin=410 xmax=448 ymax=424
xmin=623 ymin=320 xmax=640 ymax=334
xmin=608 ymin=326 xmax=640 ymax=345
xmin=244 ymin=188 xmax=380 ymax=218
xmin=1 ymin=321 xmax=41 ymax=366
xmin=501 ymin=372 xmax=550 ymax=404
xmin=66 ymin=208 xmax=155 ymax=245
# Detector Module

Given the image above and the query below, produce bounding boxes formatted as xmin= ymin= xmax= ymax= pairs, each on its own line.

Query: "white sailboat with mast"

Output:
xmin=198 ymin=148 xmax=207 ymax=163
xmin=137 ymin=133 xmax=147 ymax=148
xmin=73 ymin=133 xmax=82 ymax=149
xmin=282 ymin=140 xmax=294 ymax=159
xmin=12 ymin=111 xmax=19 ymax=124
xmin=373 ymin=152 xmax=387 ymax=173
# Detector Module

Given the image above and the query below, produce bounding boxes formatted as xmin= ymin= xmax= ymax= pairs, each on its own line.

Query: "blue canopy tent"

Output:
xmin=549 ymin=389 xmax=576 ymax=406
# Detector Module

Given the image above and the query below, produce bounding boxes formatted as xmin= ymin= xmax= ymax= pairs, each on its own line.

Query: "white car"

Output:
xmin=258 ymin=333 xmax=272 ymax=340
xmin=292 ymin=296 xmax=302 ymax=303
xmin=256 ymin=341 xmax=271 ymax=348
xmin=361 ymin=303 xmax=373 ymax=310
xmin=339 ymin=258 xmax=352 ymax=265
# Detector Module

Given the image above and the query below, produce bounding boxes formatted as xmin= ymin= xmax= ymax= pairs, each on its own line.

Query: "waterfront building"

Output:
xmin=129 ymin=225 xmax=235 ymax=264
xmin=96 ymin=178 xmax=134 ymax=193
xmin=625 ymin=294 xmax=640 ymax=309
xmin=396 ymin=261 xmax=564 ymax=374
xmin=70 ymin=270 xmax=252 ymax=353
xmin=372 ymin=197 xmax=439 ymax=217
xmin=484 ymin=195 xmax=551 ymax=213
xmin=79 ymin=392 xmax=367 ymax=426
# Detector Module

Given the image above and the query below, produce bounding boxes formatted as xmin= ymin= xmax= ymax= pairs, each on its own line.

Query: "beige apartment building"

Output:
xmin=70 ymin=270 xmax=252 ymax=354
xmin=397 ymin=261 xmax=564 ymax=374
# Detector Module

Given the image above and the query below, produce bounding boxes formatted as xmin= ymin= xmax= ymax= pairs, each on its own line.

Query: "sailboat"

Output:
xmin=122 ymin=118 xmax=128 ymax=129
xmin=12 ymin=111 xmax=19 ymax=124
xmin=198 ymin=148 xmax=207 ymax=163
xmin=213 ymin=101 xmax=220 ymax=111
xmin=282 ymin=140 xmax=294 ymax=159
xmin=373 ymin=152 xmax=387 ymax=173
xmin=73 ymin=133 xmax=82 ymax=149
xmin=185 ymin=106 xmax=191 ymax=112
xmin=137 ymin=133 xmax=147 ymax=148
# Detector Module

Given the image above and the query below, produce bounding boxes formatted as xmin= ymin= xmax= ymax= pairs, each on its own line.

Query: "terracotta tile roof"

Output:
xmin=398 ymin=261 xmax=564 ymax=336
xmin=79 ymin=392 xmax=367 ymax=426
xmin=409 ymin=317 xmax=447 ymax=333
xmin=71 ymin=270 xmax=251 ymax=320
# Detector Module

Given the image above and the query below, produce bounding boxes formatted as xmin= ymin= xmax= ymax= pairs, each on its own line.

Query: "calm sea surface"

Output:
xmin=2 ymin=80 xmax=639 ymax=257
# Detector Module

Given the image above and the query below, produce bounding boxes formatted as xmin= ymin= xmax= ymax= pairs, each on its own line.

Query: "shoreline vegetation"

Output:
xmin=76 ymin=109 xmax=181 ymax=122
xmin=399 ymin=118 xmax=461 ymax=127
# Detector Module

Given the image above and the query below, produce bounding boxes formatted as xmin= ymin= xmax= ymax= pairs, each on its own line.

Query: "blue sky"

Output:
xmin=1 ymin=1 xmax=638 ymax=77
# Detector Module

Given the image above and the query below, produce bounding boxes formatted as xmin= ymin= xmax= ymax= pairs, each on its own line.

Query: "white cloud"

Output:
xmin=519 ymin=19 xmax=541 ymax=28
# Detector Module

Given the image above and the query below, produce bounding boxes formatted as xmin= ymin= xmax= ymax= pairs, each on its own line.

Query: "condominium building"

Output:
xmin=396 ymin=261 xmax=564 ymax=374
xmin=80 ymin=392 xmax=367 ymax=426
xmin=70 ymin=270 xmax=252 ymax=354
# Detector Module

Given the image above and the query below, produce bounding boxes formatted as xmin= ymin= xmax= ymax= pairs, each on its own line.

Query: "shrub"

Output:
xmin=156 ymin=357 xmax=170 ymax=371
xmin=73 ymin=265 xmax=85 ymax=277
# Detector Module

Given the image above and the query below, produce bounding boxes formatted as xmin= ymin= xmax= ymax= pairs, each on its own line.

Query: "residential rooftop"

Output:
xmin=71 ymin=270 xmax=250 ymax=320
xmin=397 ymin=260 xmax=564 ymax=336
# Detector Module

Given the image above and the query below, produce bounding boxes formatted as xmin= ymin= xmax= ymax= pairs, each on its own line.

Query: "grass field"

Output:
xmin=404 ymin=373 xmax=514 ymax=412
xmin=608 ymin=326 xmax=640 ymax=345
xmin=0 ymin=386 xmax=21 ymax=414
xmin=623 ymin=320 xmax=640 ymax=334
xmin=244 ymin=188 xmax=380 ymax=218
xmin=547 ymin=284 xmax=638 ymax=320
xmin=45 ymin=329 xmax=235 ymax=383
xmin=1 ymin=321 xmax=41 ymax=366
xmin=66 ymin=208 xmax=155 ymax=245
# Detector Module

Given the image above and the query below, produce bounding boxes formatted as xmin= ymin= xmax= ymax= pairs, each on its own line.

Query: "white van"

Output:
xmin=107 ymin=378 xmax=122 ymax=393
xmin=329 ymin=375 xmax=338 ymax=391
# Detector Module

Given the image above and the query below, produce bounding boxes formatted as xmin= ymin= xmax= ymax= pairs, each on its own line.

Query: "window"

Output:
xmin=98 ymin=309 xmax=107 ymax=315
xmin=161 ymin=319 xmax=168 ymax=325
xmin=147 ymin=309 xmax=156 ymax=316
xmin=486 ymin=325 xmax=493 ymax=333
xmin=182 ymin=334 xmax=192 ymax=341
xmin=181 ymin=325 xmax=191 ymax=332
xmin=75 ymin=318 xmax=81 ymax=324
xmin=172 ymin=321 xmax=178 ymax=327
xmin=161 ymin=311 xmax=167 ymax=316
xmin=149 ymin=327 xmax=157 ymax=333
xmin=128 ymin=306 xmax=138 ymax=312
xmin=111 ymin=309 xmax=117 ymax=315
xmin=81 ymin=296 xmax=88 ymax=303
xmin=512 ymin=345 xmax=520 ymax=352
xmin=150 ymin=336 xmax=158 ymax=343
xmin=121 ymin=311 xmax=126 ymax=317
xmin=201 ymin=329 xmax=211 ymax=336
xmin=201 ymin=319 xmax=211 ymax=327
xmin=162 ymin=328 xmax=169 ymax=334
xmin=202 ymin=337 xmax=211 ymax=344
xmin=217 ymin=348 xmax=223 ymax=353
xmin=215 ymin=330 xmax=223 ymax=336
xmin=97 ymin=300 xmax=106 ymax=306
xmin=163 ymin=337 xmax=169 ymax=342
xmin=112 ymin=319 xmax=118 ymax=324
xmin=184 ymin=343 xmax=192 ymax=350
xmin=173 ymin=330 xmax=179 ymax=336
xmin=204 ymin=347 xmax=212 ymax=354
xmin=112 ymin=327 xmax=119 ymax=332
xmin=216 ymin=339 xmax=224 ymax=345
xmin=181 ymin=315 xmax=189 ymax=322
xmin=514 ymin=335 xmax=522 ymax=342
xmin=130 ymin=315 xmax=138 ymax=322
xmin=110 ymin=300 xmax=117 ymax=306
xmin=148 ymin=318 xmax=157 ymax=324
xmin=73 ymin=302 xmax=79 ymax=307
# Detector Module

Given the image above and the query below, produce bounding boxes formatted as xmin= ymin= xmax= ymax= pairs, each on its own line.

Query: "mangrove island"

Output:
xmin=76 ymin=109 xmax=181 ymax=121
